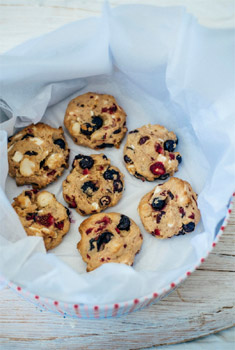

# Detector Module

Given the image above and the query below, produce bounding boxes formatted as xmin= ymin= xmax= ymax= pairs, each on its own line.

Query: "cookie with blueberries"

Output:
xmin=8 ymin=123 xmax=70 ymax=188
xmin=123 ymin=124 xmax=182 ymax=181
xmin=64 ymin=92 xmax=127 ymax=149
xmin=12 ymin=189 xmax=70 ymax=250
xmin=63 ymin=154 xmax=124 ymax=216
xmin=138 ymin=177 xmax=200 ymax=239
xmin=77 ymin=212 xmax=143 ymax=271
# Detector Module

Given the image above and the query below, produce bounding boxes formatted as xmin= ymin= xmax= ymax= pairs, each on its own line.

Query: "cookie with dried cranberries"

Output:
xmin=123 ymin=124 xmax=181 ymax=181
xmin=77 ymin=212 xmax=143 ymax=271
xmin=12 ymin=189 xmax=70 ymax=250
xmin=138 ymin=177 xmax=200 ymax=239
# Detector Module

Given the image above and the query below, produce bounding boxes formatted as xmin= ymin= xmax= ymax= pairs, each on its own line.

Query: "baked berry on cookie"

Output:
xmin=123 ymin=124 xmax=182 ymax=181
xmin=12 ymin=189 xmax=70 ymax=250
xmin=138 ymin=177 xmax=200 ymax=239
xmin=77 ymin=212 xmax=143 ymax=271
xmin=63 ymin=154 xmax=124 ymax=216
xmin=64 ymin=92 xmax=127 ymax=149
xmin=8 ymin=123 xmax=69 ymax=188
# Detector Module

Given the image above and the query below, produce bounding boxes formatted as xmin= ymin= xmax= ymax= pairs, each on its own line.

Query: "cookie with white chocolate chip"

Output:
xmin=63 ymin=154 xmax=124 ymax=216
xmin=8 ymin=123 xmax=69 ymax=188
xmin=12 ymin=189 xmax=70 ymax=250
xmin=77 ymin=212 xmax=143 ymax=271
xmin=138 ymin=177 xmax=200 ymax=239
xmin=64 ymin=92 xmax=127 ymax=149
xmin=123 ymin=124 xmax=182 ymax=181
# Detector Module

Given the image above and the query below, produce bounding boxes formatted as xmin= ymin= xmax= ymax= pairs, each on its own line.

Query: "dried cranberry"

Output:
xmin=117 ymin=215 xmax=130 ymax=231
xmin=26 ymin=213 xmax=37 ymax=221
xmin=95 ymin=216 xmax=111 ymax=226
xmin=54 ymin=139 xmax=65 ymax=149
xmin=91 ymin=116 xmax=103 ymax=130
xmin=81 ymin=181 xmax=98 ymax=197
xmin=169 ymin=153 xmax=175 ymax=160
xmin=150 ymin=162 xmax=166 ymax=176
xmin=65 ymin=195 xmax=77 ymax=208
xmin=152 ymin=198 xmax=166 ymax=211
xmin=101 ymin=104 xmax=117 ymax=114
xmin=43 ymin=166 xmax=49 ymax=171
xmin=139 ymin=136 xmax=149 ymax=145
xmin=155 ymin=143 xmax=164 ymax=154
xmin=179 ymin=207 xmax=185 ymax=218
xmin=189 ymin=213 xmax=195 ymax=219
xmin=164 ymin=140 xmax=176 ymax=152
xmin=154 ymin=228 xmax=160 ymax=236
xmin=103 ymin=168 xmax=120 ymax=180
xmin=47 ymin=170 xmax=56 ymax=176
xmin=80 ymin=123 xmax=94 ymax=136
xmin=113 ymin=179 xmax=123 ymax=193
xmin=86 ymin=228 xmax=93 ymax=235
xmin=176 ymin=154 xmax=182 ymax=164
xmin=182 ymin=222 xmax=195 ymax=232
xmin=36 ymin=213 xmax=54 ymax=227
xmin=99 ymin=196 xmax=111 ymax=206
xmin=54 ymin=221 xmax=64 ymax=230
xmin=25 ymin=151 xmax=38 ymax=156
xmin=113 ymin=128 xmax=121 ymax=134
xmin=124 ymin=155 xmax=133 ymax=164
xmin=83 ymin=168 xmax=90 ymax=175
xmin=25 ymin=191 xmax=33 ymax=199
xmin=115 ymin=227 xmax=120 ymax=234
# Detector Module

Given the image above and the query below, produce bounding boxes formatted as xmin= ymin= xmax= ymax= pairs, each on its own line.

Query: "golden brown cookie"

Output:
xmin=63 ymin=154 xmax=124 ymax=216
xmin=77 ymin=212 xmax=143 ymax=271
xmin=64 ymin=92 xmax=127 ymax=149
xmin=123 ymin=124 xmax=182 ymax=181
xmin=8 ymin=123 xmax=70 ymax=189
xmin=138 ymin=177 xmax=200 ymax=239
xmin=12 ymin=189 xmax=70 ymax=250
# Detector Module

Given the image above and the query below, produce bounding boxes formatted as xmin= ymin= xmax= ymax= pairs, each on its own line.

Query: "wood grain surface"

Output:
xmin=0 ymin=1 xmax=234 ymax=348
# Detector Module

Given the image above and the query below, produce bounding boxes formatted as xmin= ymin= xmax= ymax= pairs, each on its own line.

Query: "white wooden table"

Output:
xmin=0 ymin=1 xmax=234 ymax=348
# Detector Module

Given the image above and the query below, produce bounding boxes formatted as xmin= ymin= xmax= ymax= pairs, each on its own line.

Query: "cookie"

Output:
xmin=12 ymin=189 xmax=70 ymax=250
xmin=8 ymin=123 xmax=70 ymax=188
xmin=77 ymin=213 xmax=143 ymax=271
xmin=63 ymin=154 xmax=124 ymax=216
xmin=64 ymin=92 xmax=127 ymax=149
xmin=123 ymin=124 xmax=182 ymax=181
xmin=138 ymin=177 xmax=200 ymax=239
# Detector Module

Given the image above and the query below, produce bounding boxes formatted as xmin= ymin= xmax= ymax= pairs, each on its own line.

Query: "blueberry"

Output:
xmin=176 ymin=154 xmax=182 ymax=164
xmin=139 ymin=136 xmax=150 ymax=145
xmin=158 ymin=173 xmax=170 ymax=180
xmin=113 ymin=128 xmax=121 ymax=134
xmin=8 ymin=136 xmax=12 ymax=142
xmin=40 ymin=159 xmax=46 ymax=168
xmin=21 ymin=133 xmax=34 ymax=140
xmin=102 ymin=155 xmax=108 ymax=160
xmin=96 ymin=143 xmax=114 ymax=149
xmin=80 ymin=123 xmax=94 ymax=136
xmin=182 ymin=222 xmax=195 ymax=232
xmin=99 ymin=196 xmax=111 ymax=206
xmin=151 ymin=197 xmax=166 ymax=211
xmin=129 ymin=129 xmax=139 ymax=134
xmin=117 ymin=215 xmax=130 ymax=231
xmin=176 ymin=230 xmax=185 ymax=236
xmin=134 ymin=172 xmax=146 ymax=181
xmin=25 ymin=151 xmax=38 ymax=156
xmin=103 ymin=168 xmax=120 ymax=180
xmin=89 ymin=231 xmax=114 ymax=252
xmin=113 ymin=179 xmax=123 ymax=193
xmin=54 ymin=138 xmax=65 ymax=149
xmin=164 ymin=140 xmax=176 ymax=152
xmin=124 ymin=155 xmax=133 ymax=164
xmin=167 ymin=191 xmax=174 ymax=200
xmin=78 ymin=155 xmax=94 ymax=169
xmin=81 ymin=181 xmax=99 ymax=197
xmin=92 ymin=116 xmax=103 ymax=130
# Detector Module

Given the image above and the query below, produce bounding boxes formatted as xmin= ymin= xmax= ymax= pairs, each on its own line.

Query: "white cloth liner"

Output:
xmin=0 ymin=4 xmax=234 ymax=304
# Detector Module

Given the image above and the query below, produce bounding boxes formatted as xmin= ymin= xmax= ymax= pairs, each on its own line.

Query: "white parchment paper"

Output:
xmin=0 ymin=4 xmax=234 ymax=304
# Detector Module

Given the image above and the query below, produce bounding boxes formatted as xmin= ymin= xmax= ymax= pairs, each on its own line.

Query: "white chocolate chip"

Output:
xmin=90 ymin=111 xmax=94 ymax=116
xmin=8 ymin=144 xmax=14 ymax=152
xmin=130 ymin=145 xmax=135 ymax=150
xmin=76 ymin=117 xmax=80 ymax=122
xmin=28 ymin=227 xmax=43 ymax=236
xmin=157 ymin=154 xmax=167 ymax=162
xmin=103 ymin=100 xmax=108 ymax=105
xmin=37 ymin=191 xmax=54 ymax=207
xmin=41 ymin=228 xmax=50 ymax=233
xmin=80 ymin=175 xmax=88 ymax=181
xmin=12 ymin=133 xmax=23 ymax=140
xmin=72 ymin=122 xmax=81 ymax=134
xmin=158 ymin=138 xmax=164 ymax=142
xmin=168 ymin=223 xmax=174 ymax=228
xmin=154 ymin=186 xmax=161 ymax=195
xmin=69 ymin=111 xmax=75 ymax=115
xmin=91 ymin=202 xmax=99 ymax=210
xmin=12 ymin=151 xmax=23 ymax=162
xmin=18 ymin=195 xmax=31 ymax=208
xmin=111 ymin=115 xmax=116 ymax=119
xmin=20 ymin=158 xmax=35 ymax=176
xmin=31 ymin=137 xmax=44 ymax=146
xmin=94 ymin=95 xmax=99 ymax=100
xmin=45 ymin=153 xmax=63 ymax=169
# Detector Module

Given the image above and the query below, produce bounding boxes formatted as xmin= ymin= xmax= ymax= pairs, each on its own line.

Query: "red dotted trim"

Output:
xmin=171 ymin=283 xmax=176 ymax=288
xmin=54 ymin=301 xmax=58 ymax=306
xmin=17 ymin=286 xmax=21 ymax=291
xmin=201 ymin=258 xmax=205 ymax=263
xmin=187 ymin=271 xmax=191 ymax=276
xmin=35 ymin=295 xmax=39 ymax=299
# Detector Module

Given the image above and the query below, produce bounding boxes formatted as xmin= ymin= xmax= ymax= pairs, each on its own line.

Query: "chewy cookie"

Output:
xmin=138 ymin=177 xmax=200 ymax=239
xmin=78 ymin=213 xmax=143 ymax=271
xmin=63 ymin=154 xmax=124 ymax=216
xmin=12 ymin=189 xmax=70 ymax=250
xmin=64 ymin=92 xmax=127 ymax=149
xmin=8 ymin=123 xmax=69 ymax=188
xmin=123 ymin=124 xmax=182 ymax=181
